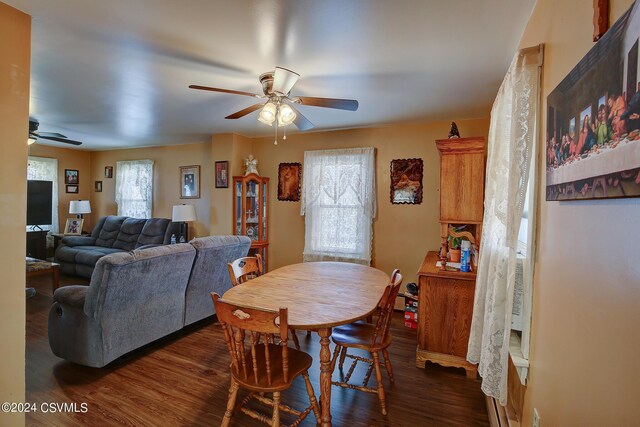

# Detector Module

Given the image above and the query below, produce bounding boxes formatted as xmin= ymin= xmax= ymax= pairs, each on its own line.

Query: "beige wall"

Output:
xmin=250 ymin=119 xmax=490 ymax=292
xmin=90 ymin=142 xmax=212 ymax=238
xmin=520 ymin=0 xmax=640 ymax=425
xmin=0 ymin=2 xmax=30 ymax=425
xmin=29 ymin=145 xmax=93 ymax=231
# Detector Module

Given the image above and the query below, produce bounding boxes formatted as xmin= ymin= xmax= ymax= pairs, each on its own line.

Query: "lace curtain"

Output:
xmin=115 ymin=160 xmax=154 ymax=218
xmin=301 ymin=147 xmax=376 ymax=265
xmin=467 ymin=46 xmax=542 ymax=405
xmin=27 ymin=156 xmax=59 ymax=233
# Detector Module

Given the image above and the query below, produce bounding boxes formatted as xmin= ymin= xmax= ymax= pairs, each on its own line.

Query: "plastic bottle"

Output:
xmin=170 ymin=234 xmax=176 ymax=244
xmin=460 ymin=240 xmax=471 ymax=272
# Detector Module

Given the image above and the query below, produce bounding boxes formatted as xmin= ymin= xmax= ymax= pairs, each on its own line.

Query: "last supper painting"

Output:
xmin=546 ymin=1 xmax=640 ymax=200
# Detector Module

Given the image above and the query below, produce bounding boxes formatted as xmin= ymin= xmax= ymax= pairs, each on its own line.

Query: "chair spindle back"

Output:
xmin=227 ymin=254 xmax=263 ymax=287
xmin=372 ymin=269 xmax=403 ymax=347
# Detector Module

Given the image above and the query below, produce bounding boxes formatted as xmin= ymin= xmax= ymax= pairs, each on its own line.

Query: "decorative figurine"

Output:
xmin=448 ymin=122 xmax=461 ymax=139
xmin=244 ymin=155 xmax=259 ymax=176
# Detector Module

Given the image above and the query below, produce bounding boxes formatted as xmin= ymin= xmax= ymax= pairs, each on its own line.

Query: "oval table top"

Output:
xmin=221 ymin=262 xmax=390 ymax=329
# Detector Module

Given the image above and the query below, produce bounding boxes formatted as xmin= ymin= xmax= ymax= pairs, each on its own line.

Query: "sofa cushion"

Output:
xmin=75 ymin=247 xmax=124 ymax=266
xmin=55 ymin=245 xmax=79 ymax=263
xmin=136 ymin=218 xmax=171 ymax=248
xmin=95 ymin=216 xmax=127 ymax=248
xmin=113 ymin=218 xmax=147 ymax=251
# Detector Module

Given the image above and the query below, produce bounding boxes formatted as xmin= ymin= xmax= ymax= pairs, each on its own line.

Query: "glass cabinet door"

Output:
xmin=235 ymin=181 xmax=242 ymax=235
xmin=262 ymin=182 xmax=267 ymax=241
xmin=245 ymin=179 xmax=259 ymax=241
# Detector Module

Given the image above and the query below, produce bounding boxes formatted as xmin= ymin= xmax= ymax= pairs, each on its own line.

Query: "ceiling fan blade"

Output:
xmin=38 ymin=131 xmax=67 ymax=138
xmin=189 ymin=85 xmax=262 ymax=98
xmin=40 ymin=135 xmax=83 ymax=146
xmin=286 ymin=104 xmax=314 ymax=131
xmin=296 ymin=96 xmax=359 ymax=111
xmin=225 ymin=103 xmax=265 ymax=119
xmin=272 ymin=67 xmax=300 ymax=95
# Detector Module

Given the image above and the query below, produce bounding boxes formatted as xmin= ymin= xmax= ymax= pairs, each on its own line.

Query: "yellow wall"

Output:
xmin=29 ymin=145 xmax=93 ymax=231
xmin=90 ymin=142 xmax=212 ymax=238
xmin=251 ymin=119 xmax=490 ymax=292
xmin=520 ymin=0 xmax=640 ymax=425
xmin=0 ymin=2 xmax=30 ymax=425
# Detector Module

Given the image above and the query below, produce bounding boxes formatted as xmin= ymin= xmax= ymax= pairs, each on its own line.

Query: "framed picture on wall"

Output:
xmin=66 ymin=185 xmax=78 ymax=194
xmin=95 ymin=181 xmax=102 ymax=192
xmin=180 ymin=165 xmax=201 ymax=199
xmin=390 ymin=158 xmax=423 ymax=204
xmin=215 ymin=161 xmax=229 ymax=188
xmin=277 ymin=162 xmax=302 ymax=201
xmin=63 ymin=218 xmax=84 ymax=235
xmin=65 ymin=169 xmax=79 ymax=184
xmin=105 ymin=166 xmax=113 ymax=178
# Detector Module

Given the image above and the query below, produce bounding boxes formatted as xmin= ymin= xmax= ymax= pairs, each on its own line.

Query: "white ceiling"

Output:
xmin=7 ymin=0 xmax=535 ymax=150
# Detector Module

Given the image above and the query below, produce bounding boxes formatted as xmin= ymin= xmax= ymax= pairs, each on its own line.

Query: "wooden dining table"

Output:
xmin=221 ymin=261 xmax=390 ymax=427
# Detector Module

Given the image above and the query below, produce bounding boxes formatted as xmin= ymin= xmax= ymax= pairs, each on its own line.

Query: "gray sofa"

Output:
xmin=48 ymin=235 xmax=251 ymax=368
xmin=55 ymin=215 xmax=180 ymax=278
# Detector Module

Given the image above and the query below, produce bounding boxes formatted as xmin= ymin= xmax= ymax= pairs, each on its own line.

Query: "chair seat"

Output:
xmin=331 ymin=321 xmax=392 ymax=351
xmin=232 ymin=344 xmax=313 ymax=392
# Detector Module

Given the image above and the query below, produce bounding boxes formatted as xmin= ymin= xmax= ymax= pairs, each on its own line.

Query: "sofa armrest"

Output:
xmin=53 ymin=285 xmax=88 ymax=309
xmin=136 ymin=244 xmax=161 ymax=251
xmin=61 ymin=236 xmax=96 ymax=247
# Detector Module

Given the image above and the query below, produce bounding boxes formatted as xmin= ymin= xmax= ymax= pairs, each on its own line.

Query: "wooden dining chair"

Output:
xmin=227 ymin=255 xmax=302 ymax=350
xmin=212 ymin=293 xmax=321 ymax=427
xmin=330 ymin=269 xmax=403 ymax=416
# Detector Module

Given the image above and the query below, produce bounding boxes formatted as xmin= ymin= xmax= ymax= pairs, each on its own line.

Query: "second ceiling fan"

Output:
xmin=189 ymin=67 xmax=358 ymax=139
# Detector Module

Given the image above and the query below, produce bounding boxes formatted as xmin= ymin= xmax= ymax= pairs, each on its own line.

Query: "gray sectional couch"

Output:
xmin=48 ymin=235 xmax=251 ymax=368
xmin=55 ymin=215 xmax=180 ymax=278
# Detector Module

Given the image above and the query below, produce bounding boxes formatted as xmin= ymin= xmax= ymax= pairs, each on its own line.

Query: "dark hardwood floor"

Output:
xmin=26 ymin=274 xmax=489 ymax=426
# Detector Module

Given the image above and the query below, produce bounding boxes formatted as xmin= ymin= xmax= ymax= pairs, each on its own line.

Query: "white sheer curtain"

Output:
xmin=467 ymin=45 xmax=542 ymax=405
xmin=27 ymin=156 xmax=59 ymax=233
xmin=115 ymin=160 xmax=154 ymax=218
xmin=301 ymin=147 xmax=376 ymax=265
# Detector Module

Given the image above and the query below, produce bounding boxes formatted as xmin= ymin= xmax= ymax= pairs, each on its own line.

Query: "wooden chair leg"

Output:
xmin=372 ymin=352 xmax=387 ymax=415
xmin=222 ymin=379 xmax=240 ymax=427
xmin=290 ymin=329 xmax=301 ymax=350
xmin=272 ymin=391 xmax=281 ymax=426
xmin=382 ymin=348 xmax=395 ymax=383
xmin=338 ymin=346 xmax=348 ymax=370
xmin=302 ymin=371 xmax=321 ymax=422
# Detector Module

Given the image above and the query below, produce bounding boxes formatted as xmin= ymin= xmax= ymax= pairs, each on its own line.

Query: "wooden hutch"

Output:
xmin=416 ymin=136 xmax=486 ymax=378
xmin=232 ymin=173 xmax=269 ymax=272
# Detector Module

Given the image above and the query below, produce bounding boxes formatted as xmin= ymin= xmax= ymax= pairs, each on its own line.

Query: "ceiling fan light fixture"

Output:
xmin=277 ymin=104 xmax=297 ymax=127
xmin=258 ymin=102 xmax=276 ymax=125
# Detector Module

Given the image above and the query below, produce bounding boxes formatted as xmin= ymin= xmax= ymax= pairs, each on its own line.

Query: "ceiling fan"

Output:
xmin=28 ymin=117 xmax=83 ymax=146
xmin=189 ymin=67 xmax=358 ymax=141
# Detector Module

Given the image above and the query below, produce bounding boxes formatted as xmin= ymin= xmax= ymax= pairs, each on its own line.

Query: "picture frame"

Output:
xmin=390 ymin=158 xmax=423 ymax=204
xmin=277 ymin=162 xmax=302 ymax=201
xmin=545 ymin=1 xmax=640 ymax=200
xmin=94 ymin=181 xmax=102 ymax=192
xmin=104 ymin=166 xmax=113 ymax=178
xmin=66 ymin=185 xmax=78 ymax=194
xmin=65 ymin=169 xmax=79 ymax=184
xmin=215 ymin=161 xmax=229 ymax=188
xmin=63 ymin=218 xmax=84 ymax=235
xmin=180 ymin=165 xmax=201 ymax=199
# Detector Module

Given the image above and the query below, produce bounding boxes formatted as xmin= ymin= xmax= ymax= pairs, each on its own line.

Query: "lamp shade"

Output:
xmin=69 ymin=200 xmax=91 ymax=214
xmin=172 ymin=204 xmax=197 ymax=222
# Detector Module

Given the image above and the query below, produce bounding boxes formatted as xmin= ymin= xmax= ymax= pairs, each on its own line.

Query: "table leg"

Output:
xmin=318 ymin=327 xmax=332 ymax=427
xmin=52 ymin=266 xmax=60 ymax=292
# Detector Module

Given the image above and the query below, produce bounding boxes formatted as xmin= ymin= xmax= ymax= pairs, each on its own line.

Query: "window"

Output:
xmin=301 ymin=148 xmax=376 ymax=265
xmin=27 ymin=156 xmax=58 ymax=233
xmin=115 ymin=160 xmax=154 ymax=218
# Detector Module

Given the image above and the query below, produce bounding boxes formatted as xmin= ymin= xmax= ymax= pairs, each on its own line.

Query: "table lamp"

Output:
xmin=69 ymin=200 xmax=91 ymax=219
xmin=172 ymin=204 xmax=197 ymax=242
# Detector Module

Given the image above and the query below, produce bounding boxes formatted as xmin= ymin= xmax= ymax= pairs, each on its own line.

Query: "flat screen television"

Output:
xmin=27 ymin=180 xmax=53 ymax=227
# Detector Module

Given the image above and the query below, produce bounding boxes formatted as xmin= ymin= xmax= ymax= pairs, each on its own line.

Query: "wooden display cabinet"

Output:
xmin=232 ymin=173 xmax=269 ymax=272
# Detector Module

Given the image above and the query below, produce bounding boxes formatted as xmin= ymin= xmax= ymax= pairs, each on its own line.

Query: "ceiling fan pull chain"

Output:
xmin=283 ymin=125 xmax=287 ymax=141
xmin=274 ymin=110 xmax=278 ymax=145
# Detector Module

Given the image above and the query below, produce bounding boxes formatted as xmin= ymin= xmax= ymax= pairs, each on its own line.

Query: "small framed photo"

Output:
xmin=63 ymin=218 xmax=84 ymax=235
xmin=95 ymin=181 xmax=103 ymax=192
xmin=278 ymin=162 xmax=302 ymax=201
xmin=215 ymin=161 xmax=229 ymax=188
xmin=390 ymin=158 xmax=423 ymax=204
xmin=66 ymin=185 xmax=78 ymax=194
xmin=105 ymin=166 xmax=113 ymax=178
xmin=65 ymin=169 xmax=79 ymax=184
xmin=180 ymin=165 xmax=201 ymax=199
